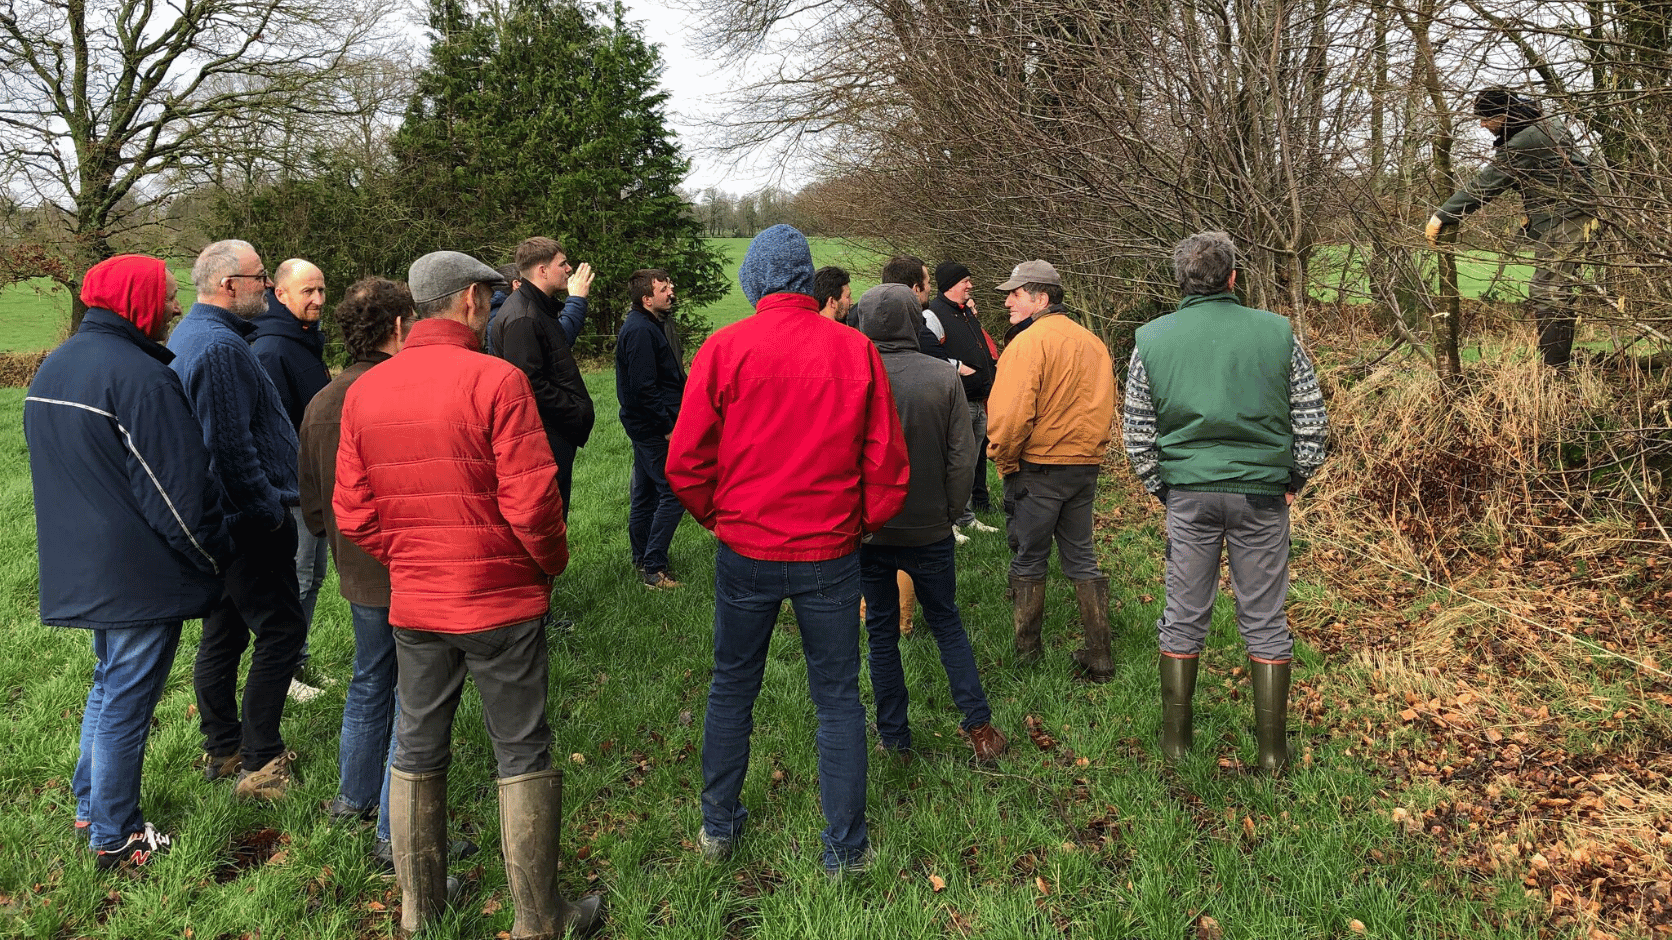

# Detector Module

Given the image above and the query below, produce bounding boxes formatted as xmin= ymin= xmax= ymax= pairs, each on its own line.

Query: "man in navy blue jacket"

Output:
xmin=252 ymin=258 xmax=332 ymax=697
xmin=25 ymin=254 xmax=231 ymax=869
xmin=615 ymin=268 xmax=687 ymax=588
xmin=169 ymin=238 xmax=308 ymax=800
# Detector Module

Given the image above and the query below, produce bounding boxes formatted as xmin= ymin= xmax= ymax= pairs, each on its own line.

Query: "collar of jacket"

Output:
xmin=629 ymin=300 xmax=665 ymax=323
xmin=403 ymin=317 xmax=482 ymax=352
xmin=187 ymin=301 xmax=258 ymax=338
xmin=80 ymin=306 xmax=175 ymax=365
xmin=354 ymin=350 xmax=393 ymax=367
xmin=1178 ymin=291 xmax=1238 ymax=311
xmin=752 ymin=292 xmax=819 ymax=318
xmin=252 ymin=300 xmax=325 ymax=357
xmin=1031 ymin=302 xmax=1071 ymax=322
xmin=515 ymin=280 xmax=562 ymax=318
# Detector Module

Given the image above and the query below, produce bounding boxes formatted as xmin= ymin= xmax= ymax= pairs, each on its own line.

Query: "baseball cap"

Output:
xmin=995 ymin=259 xmax=1061 ymax=291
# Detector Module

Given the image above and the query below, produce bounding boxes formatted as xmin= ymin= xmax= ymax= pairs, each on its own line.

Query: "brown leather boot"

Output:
xmin=897 ymin=570 xmax=916 ymax=636
xmin=1250 ymin=660 xmax=1292 ymax=775
xmin=499 ymin=768 xmax=605 ymax=938
xmin=964 ymin=722 xmax=1008 ymax=763
xmin=390 ymin=767 xmax=449 ymax=936
xmin=1008 ymin=576 xmax=1046 ymax=659
xmin=1069 ymin=577 xmax=1113 ymax=682
xmin=1159 ymin=654 xmax=1199 ymax=762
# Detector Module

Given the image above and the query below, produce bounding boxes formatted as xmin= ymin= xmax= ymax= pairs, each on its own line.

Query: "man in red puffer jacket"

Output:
xmin=334 ymin=251 xmax=603 ymax=939
xmin=669 ymin=224 xmax=910 ymax=877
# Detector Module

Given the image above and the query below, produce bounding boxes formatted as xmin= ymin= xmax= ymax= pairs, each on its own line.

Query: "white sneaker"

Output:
xmin=962 ymin=519 xmax=1000 ymax=534
xmin=953 ymin=529 xmax=970 ymax=545
xmin=288 ymin=678 xmax=324 ymax=703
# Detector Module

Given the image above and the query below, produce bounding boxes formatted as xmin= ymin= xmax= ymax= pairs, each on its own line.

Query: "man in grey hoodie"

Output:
xmin=854 ymin=283 xmax=1007 ymax=763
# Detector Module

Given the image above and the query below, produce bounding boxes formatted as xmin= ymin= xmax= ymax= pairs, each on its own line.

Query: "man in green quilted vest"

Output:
xmin=1122 ymin=232 xmax=1328 ymax=773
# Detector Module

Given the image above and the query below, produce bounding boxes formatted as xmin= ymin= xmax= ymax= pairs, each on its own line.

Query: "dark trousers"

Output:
xmin=194 ymin=514 xmax=307 ymax=769
xmin=860 ymin=536 xmax=992 ymax=749
xmin=392 ymin=616 xmax=552 ymax=778
xmin=552 ymin=436 xmax=577 ymax=520
xmin=970 ymin=402 xmax=992 ymax=510
xmin=628 ymin=436 xmax=685 ymax=575
xmin=1002 ymin=462 xmax=1102 ymax=580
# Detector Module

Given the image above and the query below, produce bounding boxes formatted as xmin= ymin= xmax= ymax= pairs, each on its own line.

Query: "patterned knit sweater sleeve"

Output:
xmin=1121 ymin=349 xmax=1163 ymax=496
xmin=1289 ymin=338 xmax=1329 ymax=491
xmin=183 ymin=338 xmax=288 ymax=530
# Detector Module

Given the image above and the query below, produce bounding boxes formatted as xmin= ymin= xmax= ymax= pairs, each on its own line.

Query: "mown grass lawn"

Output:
xmin=0 ymin=362 xmax=1553 ymax=938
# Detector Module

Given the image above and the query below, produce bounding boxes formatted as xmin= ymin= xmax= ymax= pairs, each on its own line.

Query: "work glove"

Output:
xmin=1424 ymin=215 xmax=1446 ymax=246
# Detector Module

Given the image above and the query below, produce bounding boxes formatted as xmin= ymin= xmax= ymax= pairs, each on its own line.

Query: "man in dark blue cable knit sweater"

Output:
xmin=168 ymin=238 xmax=307 ymax=800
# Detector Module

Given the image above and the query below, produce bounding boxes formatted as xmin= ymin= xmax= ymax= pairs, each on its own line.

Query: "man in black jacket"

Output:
xmin=926 ymin=262 xmax=1000 ymax=517
xmin=252 ymin=258 xmax=332 ymax=698
xmin=615 ymin=268 xmax=688 ymax=588
xmin=489 ymin=236 xmax=596 ymax=516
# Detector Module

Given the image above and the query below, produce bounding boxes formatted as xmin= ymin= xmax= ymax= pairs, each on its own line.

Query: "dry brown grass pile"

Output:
xmin=1284 ymin=350 xmax=1672 ymax=938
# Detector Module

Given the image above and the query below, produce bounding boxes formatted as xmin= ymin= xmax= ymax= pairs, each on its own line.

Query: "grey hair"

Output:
xmin=1172 ymin=231 xmax=1237 ymax=296
xmin=192 ymin=239 xmax=255 ymax=293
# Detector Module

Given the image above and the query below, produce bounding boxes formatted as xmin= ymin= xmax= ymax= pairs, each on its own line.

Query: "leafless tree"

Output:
xmin=0 ymin=0 xmax=402 ymax=321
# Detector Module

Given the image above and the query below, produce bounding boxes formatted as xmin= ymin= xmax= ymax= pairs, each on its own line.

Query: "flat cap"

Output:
xmin=408 ymin=251 xmax=506 ymax=306
xmin=995 ymin=259 xmax=1061 ymax=291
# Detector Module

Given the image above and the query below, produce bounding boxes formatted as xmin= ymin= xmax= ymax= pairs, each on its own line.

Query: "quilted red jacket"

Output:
xmin=668 ymin=291 xmax=910 ymax=561
xmin=334 ymin=318 xmax=566 ymax=632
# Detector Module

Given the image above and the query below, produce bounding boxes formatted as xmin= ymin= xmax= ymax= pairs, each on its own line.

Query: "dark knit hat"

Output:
xmin=738 ymin=224 xmax=815 ymax=306
xmin=935 ymin=261 xmax=971 ymax=295
xmin=1473 ymin=87 xmax=1516 ymax=118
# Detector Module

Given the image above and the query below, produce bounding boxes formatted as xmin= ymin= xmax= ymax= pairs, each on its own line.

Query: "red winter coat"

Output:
xmin=334 ymin=318 xmax=566 ymax=632
xmin=668 ymin=291 xmax=910 ymax=561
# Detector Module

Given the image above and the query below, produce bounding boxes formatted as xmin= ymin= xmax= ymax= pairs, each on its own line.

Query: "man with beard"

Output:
xmin=615 ymin=268 xmax=688 ymax=589
xmin=168 ymin=239 xmax=307 ymax=800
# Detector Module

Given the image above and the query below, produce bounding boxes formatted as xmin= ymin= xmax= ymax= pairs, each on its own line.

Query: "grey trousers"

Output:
xmin=392 ymin=616 xmax=553 ymax=777
xmin=1527 ymin=215 xmax=1593 ymax=368
xmin=1158 ymin=490 xmax=1293 ymax=663
xmin=955 ymin=402 xmax=988 ymax=526
xmin=1002 ymin=462 xmax=1101 ymax=580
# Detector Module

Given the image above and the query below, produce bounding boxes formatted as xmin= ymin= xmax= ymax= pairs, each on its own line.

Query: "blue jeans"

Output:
xmin=337 ymin=603 xmax=397 ymax=834
xmin=628 ymin=437 xmax=684 ymax=575
xmin=860 ymin=536 xmax=992 ymax=750
xmin=702 ymin=543 xmax=868 ymax=871
xmin=292 ymin=506 xmax=330 ymax=667
xmin=73 ymin=623 xmax=182 ymax=851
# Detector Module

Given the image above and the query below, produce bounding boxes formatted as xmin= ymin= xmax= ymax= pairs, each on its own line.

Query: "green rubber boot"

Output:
xmin=1250 ymin=659 xmax=1292 ymax=775
xmin=1159 ymin=655 xmax=1199 ymax=762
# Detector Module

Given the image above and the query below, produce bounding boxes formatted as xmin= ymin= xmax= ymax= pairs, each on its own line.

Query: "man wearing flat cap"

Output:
xmin=1425 ymin=87 xmax=1598 ymax=369
xmin=986 ymin=260 xmax=1117 ymax=681
xmin=335 ymin=251 xmax=602 ymax=938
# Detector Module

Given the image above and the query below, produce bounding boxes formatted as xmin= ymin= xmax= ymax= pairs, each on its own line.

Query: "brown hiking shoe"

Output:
xmin=199 ymin=750 xmax=243 ymax=783
xmin=964 ymin=723 xmax=1008 ymax=763
xmin=235 ymin=750 xmax=301 ymax=801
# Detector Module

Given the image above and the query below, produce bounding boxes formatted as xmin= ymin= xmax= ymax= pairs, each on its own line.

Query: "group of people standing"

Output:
xmin=27 ymin=216 xmax=1329 ymax=934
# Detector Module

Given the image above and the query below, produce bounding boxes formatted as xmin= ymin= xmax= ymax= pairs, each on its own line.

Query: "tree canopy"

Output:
xmin=214 ymin=0 xmax=728 ymax=348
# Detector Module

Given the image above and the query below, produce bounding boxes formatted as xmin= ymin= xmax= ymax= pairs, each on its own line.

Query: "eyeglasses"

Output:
xmin=226 ymin=272 xmax=272 ymax=285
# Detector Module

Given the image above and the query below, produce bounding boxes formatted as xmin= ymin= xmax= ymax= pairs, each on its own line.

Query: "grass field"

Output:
xmin=1 ymin=241 xmax=1535 ymax=353
xmin=0 ymin=362 xmax=1558 ymax=938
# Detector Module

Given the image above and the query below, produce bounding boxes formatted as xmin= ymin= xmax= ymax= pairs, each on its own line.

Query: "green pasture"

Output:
xmin=1 ymin=241 xmax=1538 ymax=353
xmin=0 ymin=364 xmax=1555 ymax=938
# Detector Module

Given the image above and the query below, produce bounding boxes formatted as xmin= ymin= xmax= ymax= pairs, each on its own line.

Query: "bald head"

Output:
xmin=274 ymin=258 xmax=326 ymax=323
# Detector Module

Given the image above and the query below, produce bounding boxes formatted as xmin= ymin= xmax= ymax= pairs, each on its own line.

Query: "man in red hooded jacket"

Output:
xmin=334 ymin=251 xmax=602 ymax=938
xmin=668 ymin=224 xmax=909 ymax=876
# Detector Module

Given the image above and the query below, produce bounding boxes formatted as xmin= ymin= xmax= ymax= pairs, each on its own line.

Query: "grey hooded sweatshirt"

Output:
xmin=856 ymin=283 xmax=978 ymax=547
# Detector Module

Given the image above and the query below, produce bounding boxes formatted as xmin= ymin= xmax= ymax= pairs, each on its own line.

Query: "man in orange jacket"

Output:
xmin=987 ymin=260 xmax=1117 ymax=681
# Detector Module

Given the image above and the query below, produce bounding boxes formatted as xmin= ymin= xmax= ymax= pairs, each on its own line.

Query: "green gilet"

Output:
xmin=1134 ymin=292 xmax=1293 ymax=495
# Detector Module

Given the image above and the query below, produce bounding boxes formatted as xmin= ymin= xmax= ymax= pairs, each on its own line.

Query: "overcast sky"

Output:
xmin=622 ymin=0 xmax=796 ymax=194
